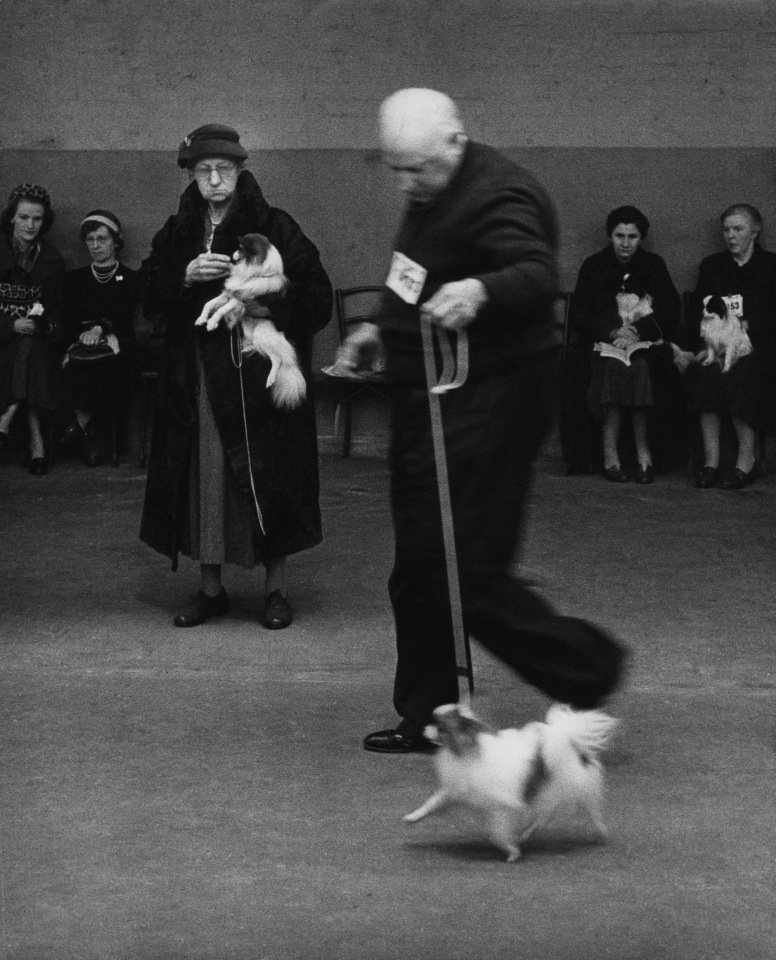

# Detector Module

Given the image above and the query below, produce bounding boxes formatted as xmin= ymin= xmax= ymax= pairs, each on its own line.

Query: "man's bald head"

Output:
xmin=378 ymin=88 xmax=468 ymax=204
xmin=379 ymin=88 xmax=465 ymax=154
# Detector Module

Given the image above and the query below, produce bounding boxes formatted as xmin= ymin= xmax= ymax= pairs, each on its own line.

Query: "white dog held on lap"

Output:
xmin=404 ymin=703 xmax=618 ymax=863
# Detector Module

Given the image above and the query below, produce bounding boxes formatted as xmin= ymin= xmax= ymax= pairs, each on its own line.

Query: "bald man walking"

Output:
xmin=340 ymin=89 xmax=626 ymax=752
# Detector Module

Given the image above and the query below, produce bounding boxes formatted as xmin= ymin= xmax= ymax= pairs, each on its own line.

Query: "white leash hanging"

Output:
xmin=420 ymin=321 xmax=474 ymax=703
xmin=230 ymin=324 xmax=266 ymax=536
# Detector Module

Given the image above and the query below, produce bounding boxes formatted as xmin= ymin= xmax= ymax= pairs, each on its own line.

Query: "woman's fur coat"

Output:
xmin=139 ymin=170 xmax=332 ymax=568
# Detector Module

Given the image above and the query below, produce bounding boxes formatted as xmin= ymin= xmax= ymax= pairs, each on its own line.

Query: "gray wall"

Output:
xmin=3 ymin=0 xmax=775 ymax=453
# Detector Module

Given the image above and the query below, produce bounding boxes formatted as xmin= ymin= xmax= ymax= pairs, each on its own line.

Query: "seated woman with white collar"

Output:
xmin=61 ymin=209 xmax=140 ymax=466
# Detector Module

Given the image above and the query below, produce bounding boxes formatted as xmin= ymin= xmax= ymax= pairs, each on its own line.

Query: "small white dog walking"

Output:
xmin=404 ymin=703 xmax=618 ymax=863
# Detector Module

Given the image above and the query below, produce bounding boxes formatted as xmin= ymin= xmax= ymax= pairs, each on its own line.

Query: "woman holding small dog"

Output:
xmin=565 ymin=205 xmax=682 ymax=482
xmin=685 ymin=203 xmax=776 ymax=489
xmin=140 ymin=124 xmax=332 ymax=629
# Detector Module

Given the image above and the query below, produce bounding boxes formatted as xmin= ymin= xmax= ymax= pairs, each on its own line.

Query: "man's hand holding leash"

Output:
xmin=420 ymin=278 xmax=487 ymax=330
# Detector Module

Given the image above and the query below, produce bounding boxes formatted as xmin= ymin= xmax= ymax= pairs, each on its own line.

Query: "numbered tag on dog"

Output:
xmin=723 ymin=294 xmax=743 ymax=319
xmin=386 ymin=251 xmax=427 ymax=305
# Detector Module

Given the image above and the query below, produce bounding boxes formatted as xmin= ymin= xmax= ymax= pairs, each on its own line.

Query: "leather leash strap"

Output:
xmin=420 ymin=320 xmax=474 ymax=703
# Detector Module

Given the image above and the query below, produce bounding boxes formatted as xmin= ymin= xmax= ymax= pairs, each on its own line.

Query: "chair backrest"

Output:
xmin=334 ymin=286 xmax=385 ymax=342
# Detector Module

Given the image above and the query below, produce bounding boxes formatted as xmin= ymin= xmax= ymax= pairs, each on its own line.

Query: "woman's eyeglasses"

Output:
xmin=193 ymin=163 xmax=238 ymax=180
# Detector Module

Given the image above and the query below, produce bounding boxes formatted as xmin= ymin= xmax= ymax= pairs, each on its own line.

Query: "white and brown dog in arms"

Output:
xmin=196 ymin=233 xmax=306 ymax=409
xmin=404 ymin=703 xmax=618 ymax=863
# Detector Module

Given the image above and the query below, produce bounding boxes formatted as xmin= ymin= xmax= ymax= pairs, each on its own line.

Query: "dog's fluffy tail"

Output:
xmin=543 ymin=704 xmax=618 ymax=757
xmin=241 ymin=318 xmax=306 ymax=409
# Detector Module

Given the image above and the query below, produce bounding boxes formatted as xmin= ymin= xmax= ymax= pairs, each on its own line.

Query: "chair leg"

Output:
xmin=343 ymin=397 xmax=353 ymax=459
xmin=46 ymin=412 xmax=56 ymax=468
xmin=111 ymin=407 xmax=119 ymax=468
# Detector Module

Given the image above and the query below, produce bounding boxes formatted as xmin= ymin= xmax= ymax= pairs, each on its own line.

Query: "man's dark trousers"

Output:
xmin=387 ymin=355 xmax=626 ymax=738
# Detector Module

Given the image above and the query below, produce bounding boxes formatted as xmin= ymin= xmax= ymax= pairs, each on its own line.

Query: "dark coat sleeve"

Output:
xmin=38 ymin=254 xmax=66 ymax=346
xmin=639 ymin=253 xmax=681 ymax=341
xmin=571 ymin=255 xmax=620 ymax=342
xmin=471 ymin=182 xmax=558 ymax=310
xmin=262 ymin=208 xmax=333 ymax=346
xmin=140 ymin=217 xmax=192 ymax=332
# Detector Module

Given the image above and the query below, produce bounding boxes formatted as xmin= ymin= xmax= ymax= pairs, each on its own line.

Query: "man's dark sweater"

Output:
xmin=376 ymin=141 xmax=560 ymax=383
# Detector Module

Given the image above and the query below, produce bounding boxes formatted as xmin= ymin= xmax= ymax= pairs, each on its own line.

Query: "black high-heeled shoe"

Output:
xmin=695 ymin=466 xmax=719 ymax=489
xmin=635 ymin=464 xmax=655 ymax=485
xmin=603 ymin=465 xmax=628 ymax=483
xmin=719 ymin=466 xmax=756 ymax=490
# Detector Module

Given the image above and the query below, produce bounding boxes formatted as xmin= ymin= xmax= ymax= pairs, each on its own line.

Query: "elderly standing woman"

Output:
xmin=140 ymin=124 xmax=332 ymax=629
xmin=567 ymin=205 xmax=681 ymax=482
xmin=62 ymin=209 xmax=140 ymax=466
xmin=686 ymin=203 xmax=776 ymax=489
xmin=0 ymin=183 xmax=65 ymax=475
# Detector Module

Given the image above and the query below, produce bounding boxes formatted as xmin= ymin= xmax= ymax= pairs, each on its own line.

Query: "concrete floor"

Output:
xmin=1 ymin=450 xmax=774 ymax=960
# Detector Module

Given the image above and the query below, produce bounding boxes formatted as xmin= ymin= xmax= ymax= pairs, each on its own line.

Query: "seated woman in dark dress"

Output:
xmin=0 ymin=183 xmax=65 ymax=475
xmin=566 ymin=205 xmax=682 ymax=483
xmin=61 ymin=210 xmax=140 ymax=465
xmin=685 ymin=203 xmax=776 ymax=490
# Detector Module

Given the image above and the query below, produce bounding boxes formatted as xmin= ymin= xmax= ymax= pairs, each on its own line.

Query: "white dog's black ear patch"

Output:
xmin=522 ymin=742 xmax=550 ymax=804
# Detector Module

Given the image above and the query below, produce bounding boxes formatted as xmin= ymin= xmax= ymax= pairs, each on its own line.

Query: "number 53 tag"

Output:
xmin=386 ymin=251 xmax=428 ymax=305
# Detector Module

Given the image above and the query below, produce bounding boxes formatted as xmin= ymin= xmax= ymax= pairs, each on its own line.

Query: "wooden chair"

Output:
xmin=320 ymin=286 xmax=392 ymax=458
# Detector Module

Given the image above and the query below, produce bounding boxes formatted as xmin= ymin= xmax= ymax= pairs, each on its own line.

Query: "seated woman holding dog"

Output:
xmin=567 ymin=205 xmax=681 ymax=483
xmin=685 ymin=203 xmax=776 ymax=490
xmin=0 ymin=183 xmax=65 ymax=475
xmin=61 ymin=210 xmax=140 ymax=466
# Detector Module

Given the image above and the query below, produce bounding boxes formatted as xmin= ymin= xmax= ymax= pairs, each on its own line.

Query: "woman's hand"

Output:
xmin=79 ymin=325 xmax=103 ymax=346
xmin=184 ymin=253 xmax=232 ymax=285
xmin=611 ymin=324 xmax=639 ymax=348
xmin=13 ymin=315 xmax=37 ymax=335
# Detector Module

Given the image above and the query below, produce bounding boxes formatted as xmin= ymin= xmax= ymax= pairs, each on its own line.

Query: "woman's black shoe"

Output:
xmin=173 ymin=589 xmax=230 ymax=627
xmin=720 ymin=466 xmax=756 ymax=490
xmin=263 ymin=591 xmax=292 ymax=629
xmin=695 ymin=466 xmax=719 ymax=489
xmin=28 ymin=457 xmax=48 ymax=476
xmin=635 ymin=464 xmax=655 ymax=485
xmin=603 ymin=465 xmax=628 ymax=483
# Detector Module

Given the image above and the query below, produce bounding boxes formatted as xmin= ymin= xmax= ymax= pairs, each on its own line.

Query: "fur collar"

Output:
xmin=171 ymin=170 xmax=271 ymax=259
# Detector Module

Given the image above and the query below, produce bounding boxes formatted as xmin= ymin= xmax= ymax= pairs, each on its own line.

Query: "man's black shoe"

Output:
xmin=363 ymin=728 xmax=436 ymax=753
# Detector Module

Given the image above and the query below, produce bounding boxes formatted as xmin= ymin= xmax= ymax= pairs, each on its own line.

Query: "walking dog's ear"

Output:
xmin=432 ymin=704 xmax=493 ymax=755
